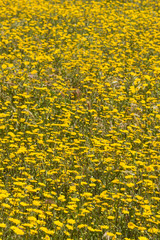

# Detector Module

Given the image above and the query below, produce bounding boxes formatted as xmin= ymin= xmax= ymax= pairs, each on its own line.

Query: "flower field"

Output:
xmin=0 ymin=0 xmax=160 ymax=239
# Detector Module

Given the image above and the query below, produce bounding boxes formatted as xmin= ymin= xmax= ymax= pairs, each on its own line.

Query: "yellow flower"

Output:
xmin=0 ymin=223 xmax=6 ymax=228
xmin=40 ymin=227 xmax=54 ymax=235
xmin=138 ymin=237 xmax=149 ymax=240
xmin=128 ymin=222 xmax=136 ymax=229
xmin=9 ymin=218 xmax=21 ymax=225
xmin=10 ymin=226 xmax=25 ymax=235
xmin=43 ymin=235 xmax=51 ymax=240
xmin=67 ymin=219 xmax=75 ymax=225
xmin=77 ymin=224 xmax=87 ymax=229
xmin=66 ymin=224 xmax=73 ymax=230
xmin=126 ymin=183 xmax=134 ymax=188
xmin=54 ymin=220 xmax=63 ymax=228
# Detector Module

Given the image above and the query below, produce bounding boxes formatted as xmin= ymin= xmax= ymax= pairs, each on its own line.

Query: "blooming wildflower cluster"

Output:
xmin=0 ymin=0 xmax=159 ymax=239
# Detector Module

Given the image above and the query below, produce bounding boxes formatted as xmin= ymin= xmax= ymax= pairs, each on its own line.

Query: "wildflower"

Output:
xmin=10 ymin=226 xmax=25 ymax=235
xmin=102 ymin=232 xmax=115 ymax=239
xmin=128 ymin=222 xmax=137 ymax=229
xmin=0 ymin=223 xmax=6 ymax=228
xmin=9 ymin=218 xmax=21 ymax=225
xmin=138 ymin=237 xmax=149 ymax=240
xmin=67 ymin=219 xmax=75 ymax=225
xmin=54 ymin=220 xmax=63 ymax=228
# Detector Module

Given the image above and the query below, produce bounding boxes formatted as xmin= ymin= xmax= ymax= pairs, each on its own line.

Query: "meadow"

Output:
xmin=0 ymin=0 xmax=160 ymax=239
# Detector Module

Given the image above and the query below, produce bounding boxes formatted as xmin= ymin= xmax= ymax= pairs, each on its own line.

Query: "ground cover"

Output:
xmin=0 ymin=0 xmax=160 ymax=239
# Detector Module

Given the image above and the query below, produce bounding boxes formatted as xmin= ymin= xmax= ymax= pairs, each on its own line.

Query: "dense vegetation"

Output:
xmin=0 ymin=0 xmax=159 ymax=239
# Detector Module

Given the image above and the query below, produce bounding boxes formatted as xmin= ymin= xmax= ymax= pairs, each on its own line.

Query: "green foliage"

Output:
xmin=0 ymin=0 xmax=159 ymax=239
